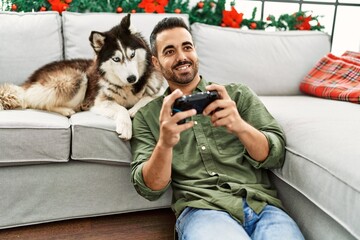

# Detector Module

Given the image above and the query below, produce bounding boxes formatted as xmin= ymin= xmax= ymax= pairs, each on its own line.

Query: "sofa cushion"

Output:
xmin=62 ymin=12 xmax=189 ymax=60
xmin=260 ymin=96 xmax=360 ymax=239
xmin=191 ymin=23 xmax=331 ymax=96
xmin=70 ymin=111 xmax=131 ymax=164
xmin=0 ymin=110 xmax=71 ymax=166
xmin=0 ymin=11 xmax=63 ymax=85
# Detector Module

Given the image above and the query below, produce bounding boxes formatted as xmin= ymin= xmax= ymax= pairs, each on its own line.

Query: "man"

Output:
xmin=130 ymin=17 xmax=304 ymax=240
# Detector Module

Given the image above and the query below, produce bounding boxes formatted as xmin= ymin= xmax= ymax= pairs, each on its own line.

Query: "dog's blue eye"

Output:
xmin=130 ymin=51 xmax=135 ymax=58
xmin=112 ymin=57 xmax=120 ymax=62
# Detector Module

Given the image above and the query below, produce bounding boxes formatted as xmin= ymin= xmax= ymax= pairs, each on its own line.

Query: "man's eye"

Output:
xmin=112 ymin=57 xmax=120 ymax=62
xmin=164 ymin=50 xmax=173 ymax=56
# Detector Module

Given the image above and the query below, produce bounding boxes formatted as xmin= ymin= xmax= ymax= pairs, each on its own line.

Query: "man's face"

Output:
xmin=152 ymin=27 xmax=199 ymax=86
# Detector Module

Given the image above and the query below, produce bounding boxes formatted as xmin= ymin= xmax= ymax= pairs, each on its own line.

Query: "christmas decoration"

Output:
xmin=48 ymin=0 xmax=69 ymax=13
xmin=138 ymin=0 xmax=169 ymax=13
xmin=189 ymin=0 xmax=225 ymax=26
xmin=2 ymin=0 xmax=324 ymax=31
xmin=221 ymin=6 xmax=243 ymax=28
xmin=267 ymin=11 xmax=324 ymax=31
xmin=241 ymin=7 xmax=267 ymax=30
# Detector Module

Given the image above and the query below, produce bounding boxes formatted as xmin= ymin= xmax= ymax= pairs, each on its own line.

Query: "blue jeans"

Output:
xmin=175 ymin=201 xmax=304 ymax=240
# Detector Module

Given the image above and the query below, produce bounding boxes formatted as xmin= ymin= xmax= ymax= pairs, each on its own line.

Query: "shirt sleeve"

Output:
xmin=230 ymin=84 xmax=286 ymax=169
xmin=130 ymin=110 xmax=170 ymax=201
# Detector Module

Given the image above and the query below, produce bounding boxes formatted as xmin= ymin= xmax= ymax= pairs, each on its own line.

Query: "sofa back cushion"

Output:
xmin=62 ymin=12 xmax=189 ymax=60
xmin=191 ymin=23 xmax=331 ymax=96
xmin=0 ymin=11 xmax=63 ymax=85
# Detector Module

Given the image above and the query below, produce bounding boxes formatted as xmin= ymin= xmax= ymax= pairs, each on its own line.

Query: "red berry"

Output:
xmin=11 ymin=4 xmax=17 ymax=11
xmin=197 ymin=1 xmax=204 ymax=8
xmin=40 ymin=6 xmax=46 ymax=11
xmin=65 ymin=0 xmax=72 ymax=3
xmin=131 ymin=9 xmax=136 ymax=13
xmin=174 ymin=8 xmax=181 ymax=14
xmin=250 ymin=22 xmax=257 ymax=29
xmin=116 ymin=7 xmax=123 ymax=13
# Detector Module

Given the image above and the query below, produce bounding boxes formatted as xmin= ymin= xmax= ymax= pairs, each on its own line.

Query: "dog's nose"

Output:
xmin=127 ymin=75 xmax=137 ymax=84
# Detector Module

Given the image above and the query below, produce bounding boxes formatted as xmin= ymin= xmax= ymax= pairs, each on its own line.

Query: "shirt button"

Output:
xmin=201 ymin=146 xmax=206 ymax=150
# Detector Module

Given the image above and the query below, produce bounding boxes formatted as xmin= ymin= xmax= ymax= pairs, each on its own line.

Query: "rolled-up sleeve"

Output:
xmin=130 ymin=109 xmax=170 ymax=201
xmin=232 ymin=84 xmax=286 ymax=170
xmin=245 ymin=130 xmax=285 ymax=169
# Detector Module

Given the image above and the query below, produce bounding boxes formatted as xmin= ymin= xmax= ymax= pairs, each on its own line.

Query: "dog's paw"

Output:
xmin=51 ymin=107 xmax=76 ymax=117
xmin=116 ymin=116 xmax=132 ymax=140
xmin=128 ymin=105 xmax=139 ymax=118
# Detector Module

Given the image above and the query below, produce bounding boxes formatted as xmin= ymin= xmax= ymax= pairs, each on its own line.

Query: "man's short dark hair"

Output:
xmin=150 ymin=17 xmax=191 ymax=56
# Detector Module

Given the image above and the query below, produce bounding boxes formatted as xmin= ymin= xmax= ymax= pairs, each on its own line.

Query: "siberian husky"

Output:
xmin=0 ymin=14 xmax=165 ymax=140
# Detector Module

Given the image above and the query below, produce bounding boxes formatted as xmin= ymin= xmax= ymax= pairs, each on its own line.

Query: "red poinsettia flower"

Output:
xmin=48 ymin=0 xmax=69 ymax=13
xmin=138 ymin=0 xmax=169 ymax=13
xmin=296 ymin=15 xmax=312 ymax=30
xmin=222 ymin=6 xmax=244 ymax=28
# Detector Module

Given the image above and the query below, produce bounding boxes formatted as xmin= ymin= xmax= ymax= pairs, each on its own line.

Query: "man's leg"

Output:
xmin=176 ymin=207 xmax=250 ymax=240
xmin=251 ymin=205 xmax=305 ymax=240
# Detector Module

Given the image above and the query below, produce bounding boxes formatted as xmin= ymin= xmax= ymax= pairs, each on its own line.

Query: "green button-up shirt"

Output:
xmin=130 ymin=79 xmax=286 ymax=224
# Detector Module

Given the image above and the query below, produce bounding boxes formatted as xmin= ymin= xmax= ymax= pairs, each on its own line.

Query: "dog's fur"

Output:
xmin=0 ymin=14 xmax=165 ymax=140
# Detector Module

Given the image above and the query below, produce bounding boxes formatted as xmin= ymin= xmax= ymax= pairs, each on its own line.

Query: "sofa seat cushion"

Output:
xmin=0 ymin=12 xmax=63 ymax=85
xmin=260 ymin=96 xmax=360 ymax=239
xmin=0 ymin=110 xmax=71 ymax=166
xmin=70 ymin=111 xmax=131 ymax=164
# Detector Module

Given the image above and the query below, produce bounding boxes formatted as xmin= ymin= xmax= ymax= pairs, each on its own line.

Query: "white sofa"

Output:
xmin=191 ymin=23 xmax=359 ymax=240
xmin=0 ymin=11 xmax=358 ymax=240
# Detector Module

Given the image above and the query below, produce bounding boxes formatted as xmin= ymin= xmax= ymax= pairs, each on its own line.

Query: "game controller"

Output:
xmin=172 ymin=90 xmax=220 ymax=124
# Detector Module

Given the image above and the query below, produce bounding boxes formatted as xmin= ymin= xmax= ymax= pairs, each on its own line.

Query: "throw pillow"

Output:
xmin=300 ymin=52 xmax=360 ymax=103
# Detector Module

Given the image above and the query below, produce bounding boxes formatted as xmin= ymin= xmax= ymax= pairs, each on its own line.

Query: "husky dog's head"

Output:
xmin=89 ymin=14 xmax=152 ymax=89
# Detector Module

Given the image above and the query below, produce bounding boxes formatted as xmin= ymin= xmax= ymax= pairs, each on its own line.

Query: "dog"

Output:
xmin=0 ymin=14 xmax=165 ymax=140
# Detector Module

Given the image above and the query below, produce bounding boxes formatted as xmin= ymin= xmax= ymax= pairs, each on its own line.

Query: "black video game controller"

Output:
xmin=172 ymin=90 xmax=220 ymax=124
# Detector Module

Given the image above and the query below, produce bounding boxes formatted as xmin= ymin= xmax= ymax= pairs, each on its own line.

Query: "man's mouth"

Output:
xmin=174 ymin=61 xmax=192 ymax=72
xmin=176 ymin=64 xmax=190 ymax=71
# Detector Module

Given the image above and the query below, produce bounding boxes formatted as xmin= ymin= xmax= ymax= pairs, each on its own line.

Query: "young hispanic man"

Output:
xmin=130 ymin=17 xmax=304 ymax=240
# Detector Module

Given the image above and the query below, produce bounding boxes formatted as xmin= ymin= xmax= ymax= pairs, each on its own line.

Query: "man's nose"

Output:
xmin=176 ymin=50 xmax=187 ymax=61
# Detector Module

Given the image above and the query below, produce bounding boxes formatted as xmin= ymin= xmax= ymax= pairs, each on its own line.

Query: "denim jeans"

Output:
xmin=175 ymin=201 xmax=305 ymax=240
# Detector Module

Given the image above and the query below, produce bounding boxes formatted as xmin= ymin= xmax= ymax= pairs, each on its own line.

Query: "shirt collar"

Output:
xmin=164 ymin=76 xmax=208 ymax=97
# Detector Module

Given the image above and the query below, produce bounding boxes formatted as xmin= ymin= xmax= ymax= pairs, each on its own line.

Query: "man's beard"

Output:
xmin=159 ymin=59 xmax=199 ymax=85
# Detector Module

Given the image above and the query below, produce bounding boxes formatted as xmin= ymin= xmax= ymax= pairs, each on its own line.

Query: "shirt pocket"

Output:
xmin=211 ymin=126 xmax=245 ymax=155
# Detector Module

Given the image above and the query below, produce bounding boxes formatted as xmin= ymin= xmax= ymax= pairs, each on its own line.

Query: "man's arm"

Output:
xmin=141 ymin=89 xmax=196 ymax=191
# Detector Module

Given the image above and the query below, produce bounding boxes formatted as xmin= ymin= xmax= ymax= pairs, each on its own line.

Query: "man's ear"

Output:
xmin=152 ymin=56 xmax=160 ymax=71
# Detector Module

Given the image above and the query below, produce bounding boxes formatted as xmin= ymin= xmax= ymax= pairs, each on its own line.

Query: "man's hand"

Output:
xmin=158 ymin=89 xmax=196 ymax=148
xmin=204 ymin=84 xmax=269 ymax=162
xmin=203 ymin=84 xmax=246 ymax=135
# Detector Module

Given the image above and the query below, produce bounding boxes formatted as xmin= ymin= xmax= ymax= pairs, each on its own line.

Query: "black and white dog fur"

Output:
xmin=0 ymin=14 xmax=165 ymax=140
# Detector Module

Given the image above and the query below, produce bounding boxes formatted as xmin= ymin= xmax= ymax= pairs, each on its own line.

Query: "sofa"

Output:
xmin=0 ymin=11 xmax=358 ymax=240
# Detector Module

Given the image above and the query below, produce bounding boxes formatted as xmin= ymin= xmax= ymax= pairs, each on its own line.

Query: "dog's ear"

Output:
xmin=120 ymin=13 xmax=131 ymax=34
xmin=89 ymin=31 xmax=106 ymax=53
